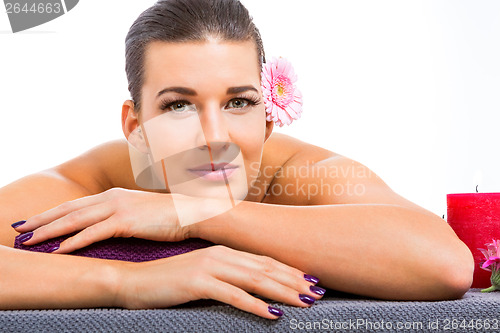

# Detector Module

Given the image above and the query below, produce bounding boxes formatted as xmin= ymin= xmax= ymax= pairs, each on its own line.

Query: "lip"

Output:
xmin=189 ymin=163 xmax=237 ymax=171
xmin=187 ymin=163 xmax=239 ymax=181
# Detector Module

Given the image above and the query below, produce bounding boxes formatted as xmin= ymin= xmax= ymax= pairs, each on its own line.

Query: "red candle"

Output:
xmin=447 ymin=193 xmax=500 ymax=288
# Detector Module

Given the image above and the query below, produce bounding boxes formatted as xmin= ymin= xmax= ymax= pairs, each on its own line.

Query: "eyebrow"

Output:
xmin=156 ymin=85 xmax=259 ymax=99
xmin=227 ymin=86 xmax=259 ymax=95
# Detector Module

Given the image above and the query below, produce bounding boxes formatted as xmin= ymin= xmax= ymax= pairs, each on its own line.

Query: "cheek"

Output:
xmin=142 ymin=113 xmax=202 ymax=161
xmin=230 ymin=106 xmax=266 ymax=149
xmin=231 ymin=103 xmax=266 ymax=135
xmin=228 ymin=107 xmax=267 ymax=180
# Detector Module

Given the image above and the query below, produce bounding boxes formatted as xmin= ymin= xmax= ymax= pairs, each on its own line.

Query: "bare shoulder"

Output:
xmin=262 ymin=133 xmax=431 ymax=212
xmin=258 ymin=133 xmax=341 ymax=204
xmin=54 ymin=139 xmax=140 ymax=193
xmin=262 ymin=133 xmax=402 ymax=205
xmin=262 ymin=132 xmax=337 ymax=166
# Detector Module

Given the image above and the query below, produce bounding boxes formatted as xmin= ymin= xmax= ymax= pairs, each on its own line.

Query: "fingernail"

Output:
xmin=268 ymin=305 xmax=284 ymax=317
xmin=299 ymin=294 xmax=315 ymax=305
xmin=11 ymin=220 xmax=26 ymax=228
xmin=310 ymin=285 xmax=326 ymax=296
xmin=15 ymin=232 xmax=33 ymax=243
xmin=304 ymin=274 xmax=319 ymax=284
xmin=47 ymin=246 xmax=59 ymax=253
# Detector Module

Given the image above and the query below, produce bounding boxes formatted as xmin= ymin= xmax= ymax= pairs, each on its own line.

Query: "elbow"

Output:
xmin=435 ymin=241 xmax=474 ymax=300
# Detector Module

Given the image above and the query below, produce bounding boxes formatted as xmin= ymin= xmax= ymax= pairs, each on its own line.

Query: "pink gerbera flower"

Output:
xmin=479 ymin=239 xmax=500 ymax=292
xmin=261 ymin=57 xmax=303 ymax=127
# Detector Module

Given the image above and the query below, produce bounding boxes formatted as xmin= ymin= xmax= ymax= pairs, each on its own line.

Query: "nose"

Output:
xmin=196 ymin=103 xmax=231 ymax=156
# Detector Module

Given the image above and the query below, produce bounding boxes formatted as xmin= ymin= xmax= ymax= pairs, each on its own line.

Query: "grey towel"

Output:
xmin=1 ymin=289 xmax=499 ymax=332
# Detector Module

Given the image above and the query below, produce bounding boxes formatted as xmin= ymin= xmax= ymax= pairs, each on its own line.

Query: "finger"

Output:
xmin=211 ymin=246 xmax=324 ymax=300
xmin=21 ymin=203 xmax=114 ymax=246
xmin=19 ymin=193 xmax=107 ymax=232
xmin=50 ymin=216 xmax=119 ymax=254
xmin=202 ymin=277 xmax=284 ymax=319
xmin=212 ymin=262 xmax=316 ymax=308
xmin=252 ymin=255 xmax=325 ymax=300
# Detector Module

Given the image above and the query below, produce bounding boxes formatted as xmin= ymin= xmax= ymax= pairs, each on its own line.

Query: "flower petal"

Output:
xmin=287 ymin=101 xmax=302 ymax=119
xmin=481 ymin=255 xmax=500 ymax=271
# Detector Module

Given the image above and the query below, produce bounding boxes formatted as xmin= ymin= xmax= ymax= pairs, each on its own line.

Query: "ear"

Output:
xmin=264 ymin=119 xmax=274 ymax=142
xmin=122 ymin=100 xmax=149 ymax=154
xmin=122 ymin=100 xmax=138 ymax=139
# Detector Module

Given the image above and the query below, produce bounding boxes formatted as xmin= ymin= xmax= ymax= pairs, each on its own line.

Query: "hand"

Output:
xmin=117 ymin=245 xmax=326 ymax=319
xmin=15 ymin=188 xmax=198 ymax=253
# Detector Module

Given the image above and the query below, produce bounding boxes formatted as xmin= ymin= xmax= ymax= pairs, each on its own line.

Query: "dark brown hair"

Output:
xmin=125 ymin=0 xmax=266 ymax=112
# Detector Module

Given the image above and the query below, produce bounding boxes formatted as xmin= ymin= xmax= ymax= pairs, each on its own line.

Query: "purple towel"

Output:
xmin=14 ymin=232 xmax=215 ymax=262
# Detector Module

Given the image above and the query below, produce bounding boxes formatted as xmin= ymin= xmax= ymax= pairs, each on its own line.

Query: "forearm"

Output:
xmin=191 ymin=201 xmax=474 ymax=300
xmin=0 ymin=244 xmax=123 ymax=309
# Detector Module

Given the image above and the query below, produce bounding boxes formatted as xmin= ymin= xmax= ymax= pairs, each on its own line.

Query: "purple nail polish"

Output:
xmin=11 ymin=220 xmax=26 ymax=228
xmin=268 ymin=305 xmax=283 ymax=317
xmin=310 ymin=285 xmax=326 ymax=296
xmin=304 ymin=274 xmax=319 ymax=284
xmin=16 ymin=232 xmax=33 ymax=243
xmin=47 ymin=246 xmax=59 ymax=253
xmin=299 ymin=294 xmax=315 ymax=305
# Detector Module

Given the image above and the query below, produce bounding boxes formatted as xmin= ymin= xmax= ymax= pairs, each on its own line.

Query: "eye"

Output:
xmin=160 ymin=99 xmax=195 ymax=113
xmin=227 ymin=98 xmax=249 ymax=109
xmin=170 ymin=102 xmax=188 ymax=112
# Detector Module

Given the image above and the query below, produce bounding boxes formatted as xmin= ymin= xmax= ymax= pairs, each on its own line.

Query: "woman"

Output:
xmin=0 ymin=0 xmax=473 ymax=319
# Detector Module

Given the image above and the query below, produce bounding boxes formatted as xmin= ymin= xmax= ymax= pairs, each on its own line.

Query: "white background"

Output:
xmin=0 ymin=0 xmax=499 ymax=217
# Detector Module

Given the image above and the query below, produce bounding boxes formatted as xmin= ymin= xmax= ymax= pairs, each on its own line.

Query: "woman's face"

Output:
xmin=124 ymin=40 xmax=272 ymax=201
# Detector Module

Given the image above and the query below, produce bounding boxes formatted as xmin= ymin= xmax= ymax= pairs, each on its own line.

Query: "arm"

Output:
xmin=0 ymin=244 xmax=122 ymax=309
xmin=190 ymin=154 xmax=474 ymax=301
xmin=0 ymin=239 xmax=320 ymax=318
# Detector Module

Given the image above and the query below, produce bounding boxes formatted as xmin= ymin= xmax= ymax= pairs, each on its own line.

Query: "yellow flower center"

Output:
xmin=277 ymin=85 xmax=284 ymax=96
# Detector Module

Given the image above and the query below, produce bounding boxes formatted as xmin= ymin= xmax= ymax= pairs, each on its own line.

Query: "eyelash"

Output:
xmin=159 ymin=95 xmax=261 ymax=112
